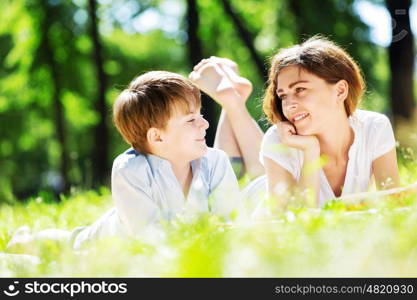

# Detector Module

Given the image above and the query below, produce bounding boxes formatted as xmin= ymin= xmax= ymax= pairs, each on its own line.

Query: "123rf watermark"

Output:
xmin=3 ymin=280 xmax=127 ymax=297
xmin=275 ymin=284 xmax=414 ymax=295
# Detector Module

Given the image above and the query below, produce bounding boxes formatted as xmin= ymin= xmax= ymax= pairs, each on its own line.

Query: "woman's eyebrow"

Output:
xmin=277 ymin=80 xmax=309 ymax=93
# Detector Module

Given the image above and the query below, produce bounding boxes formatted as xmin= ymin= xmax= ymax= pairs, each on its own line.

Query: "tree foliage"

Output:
xmin=0 ymin=0 xmax=413 ymax=201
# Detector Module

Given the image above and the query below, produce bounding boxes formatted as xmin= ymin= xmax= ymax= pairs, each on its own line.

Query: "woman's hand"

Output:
xmin=276 ymin=121 xmax=321 ymax=207
xmin=277 ymin=121 xmax=320 ymax=153
xmin=189 ymin=56 xmax=252 ymax=104
xmin=189 ymin=61 xmax=239 ymax=108
xmin=204 ymin=56 xmax=253 ymax=102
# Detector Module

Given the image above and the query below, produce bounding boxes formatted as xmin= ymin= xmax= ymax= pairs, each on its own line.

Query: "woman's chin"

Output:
xmin=295 ymin=127 xmax=310 ymax=136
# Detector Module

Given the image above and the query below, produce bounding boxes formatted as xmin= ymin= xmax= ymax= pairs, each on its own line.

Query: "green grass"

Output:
xmin=1 ymin=150 xmax=417 ymax=277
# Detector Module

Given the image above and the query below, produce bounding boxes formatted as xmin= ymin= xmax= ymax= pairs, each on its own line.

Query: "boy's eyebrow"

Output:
xmin=277 ymin=80 xmax=309 ymax=93
xmin=183 ymin=109 xmax=202 ymax=119
xmin=188 ymin=107 xmax=202 ymax=114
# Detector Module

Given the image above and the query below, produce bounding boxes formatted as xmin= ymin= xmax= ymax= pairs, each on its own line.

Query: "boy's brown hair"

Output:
xmin=113 ymin=71 xmax=201 ymax=154
xmin=263 ymin=35 xmax=365 ymax=124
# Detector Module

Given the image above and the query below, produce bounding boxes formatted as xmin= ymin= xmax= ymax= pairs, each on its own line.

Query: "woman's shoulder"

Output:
xmin=351 ymin=109 xmax=393 ymax=137
xmin=262 ymin=124 xmax=279 ymax=143
xmin=264 ymin=124 xmax=278 ymax=136
xmin=352 ymin=110 xmax=395 ymax=153
xmin=261 ymin=125 xmax=298 ymax=155
xmin=260 ymin=124 xmax=301 ymax=165
xmin=353 ymin=109 xmax=391 ymax=126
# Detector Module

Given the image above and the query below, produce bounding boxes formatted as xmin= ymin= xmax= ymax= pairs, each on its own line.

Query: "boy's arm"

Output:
xmin=208 ymin=150 xmax=241 ymax=219
xmin=112 ymin=165 xmax=160 ymax=236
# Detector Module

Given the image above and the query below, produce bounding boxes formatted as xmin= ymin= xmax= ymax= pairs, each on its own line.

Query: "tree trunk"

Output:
xmin=88 ymin=0 xmax=109 ymax=185
xmin=386 ymin=0 xmax=415 ymax=122
xmin=287 ymin=0 xmax=307 ymax=42
xmin=42 ymin=7 xmax=70 ymax=194
xmin=186 ymin=0 xmax=217 ymax=146
xmin=46 ymin=50 xmax=70 ymax=194
xmin=219 ymin=0 xmax=267 ymax=80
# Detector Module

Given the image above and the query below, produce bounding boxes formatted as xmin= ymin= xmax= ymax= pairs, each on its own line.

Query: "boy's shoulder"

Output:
xmin=112 ymin=147 xmax=229 ymax=174
xmin=199 ymin=148 xmax=232 ymax=177
xmin=112 ymin=148 xmax=149 ymax=174
xmin=202 ymin=147 xmax=229 ymax=164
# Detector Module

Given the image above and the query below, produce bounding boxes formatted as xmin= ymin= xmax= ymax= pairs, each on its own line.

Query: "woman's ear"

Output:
xmin=147 ymin=127 xmax=162 ymax=146
xmin=335 ymin=79 xmax=349 ymax=103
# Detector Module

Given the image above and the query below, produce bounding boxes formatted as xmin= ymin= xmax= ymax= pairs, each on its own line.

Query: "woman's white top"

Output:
xmin=259 ymin=109 xmax=396 ymax=207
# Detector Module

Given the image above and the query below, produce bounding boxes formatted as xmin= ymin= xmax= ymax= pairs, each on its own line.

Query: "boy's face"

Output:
xmin=156 ymin=103 xmax=209 ymax=163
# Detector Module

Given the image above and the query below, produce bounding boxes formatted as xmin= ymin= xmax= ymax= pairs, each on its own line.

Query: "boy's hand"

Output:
xmin=277 ymin=121 xmax=320 ymax=152
xmin=6 ymin=226 xmax=71 ymax=255
xmin=6 ymin=226 xmax=35 ymax=254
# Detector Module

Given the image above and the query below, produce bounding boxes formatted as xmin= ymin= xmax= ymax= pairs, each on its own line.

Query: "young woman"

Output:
xmin=190 ymin=36 xmax=400 ymax=209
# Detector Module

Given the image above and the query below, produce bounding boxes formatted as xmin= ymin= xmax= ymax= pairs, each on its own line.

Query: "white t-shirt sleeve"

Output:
xmin=371 ymin=114 xmax=396 ymax=160
xmin=111 ymin=156 xmax=160 ymax=236
xmin=207 ymin=149 xmax=241 ymax=219
xmin=259 ymin=126 xmax=298 ymax=179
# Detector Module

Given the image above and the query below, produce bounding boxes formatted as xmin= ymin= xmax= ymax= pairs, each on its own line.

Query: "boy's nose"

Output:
xmin=201 ymin=117 xmax=209 ymax=129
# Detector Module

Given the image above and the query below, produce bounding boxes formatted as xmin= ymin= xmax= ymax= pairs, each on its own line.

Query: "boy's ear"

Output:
xmin=335 ymin=79 xmax=349 ymax=103
xmin=147 ymin=127 xmax=162 ymax=145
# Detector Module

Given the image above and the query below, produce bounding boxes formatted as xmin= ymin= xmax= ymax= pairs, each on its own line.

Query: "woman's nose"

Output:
xmin=283 ymin=97 xmax=298 ymax=112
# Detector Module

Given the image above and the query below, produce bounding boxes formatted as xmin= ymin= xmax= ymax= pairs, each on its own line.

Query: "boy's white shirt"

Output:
xmin=72 ymin=147 xmax=240 ymax=248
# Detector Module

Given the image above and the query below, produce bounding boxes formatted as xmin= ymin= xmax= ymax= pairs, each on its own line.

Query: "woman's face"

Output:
xmin=276 ymin=66 xmax=346 ymax=136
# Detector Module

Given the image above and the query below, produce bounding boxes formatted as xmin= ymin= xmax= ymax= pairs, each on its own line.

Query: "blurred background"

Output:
xmin=0 ymin=0 xmax=415 ymax=202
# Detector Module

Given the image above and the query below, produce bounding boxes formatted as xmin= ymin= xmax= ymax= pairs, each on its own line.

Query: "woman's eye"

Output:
xmin=278 ymin=94 xmax=286 ymax=100
xmin=296 ymin=87 xmax=306 ymax=93
xmin=188 ymin=119 xmax=195 ymax=122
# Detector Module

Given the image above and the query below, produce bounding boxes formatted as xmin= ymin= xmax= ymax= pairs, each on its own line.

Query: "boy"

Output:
xmin=7 ymin=71 xmax=240 ymax=251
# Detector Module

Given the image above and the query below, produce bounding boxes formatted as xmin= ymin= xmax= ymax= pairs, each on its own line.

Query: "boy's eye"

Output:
xmin=187 ymin=113 xmax=203 ymax=123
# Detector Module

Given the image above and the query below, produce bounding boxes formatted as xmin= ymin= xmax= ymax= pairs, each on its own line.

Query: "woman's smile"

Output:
xmin=291 ymin=112 xmax=310 ymax=123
